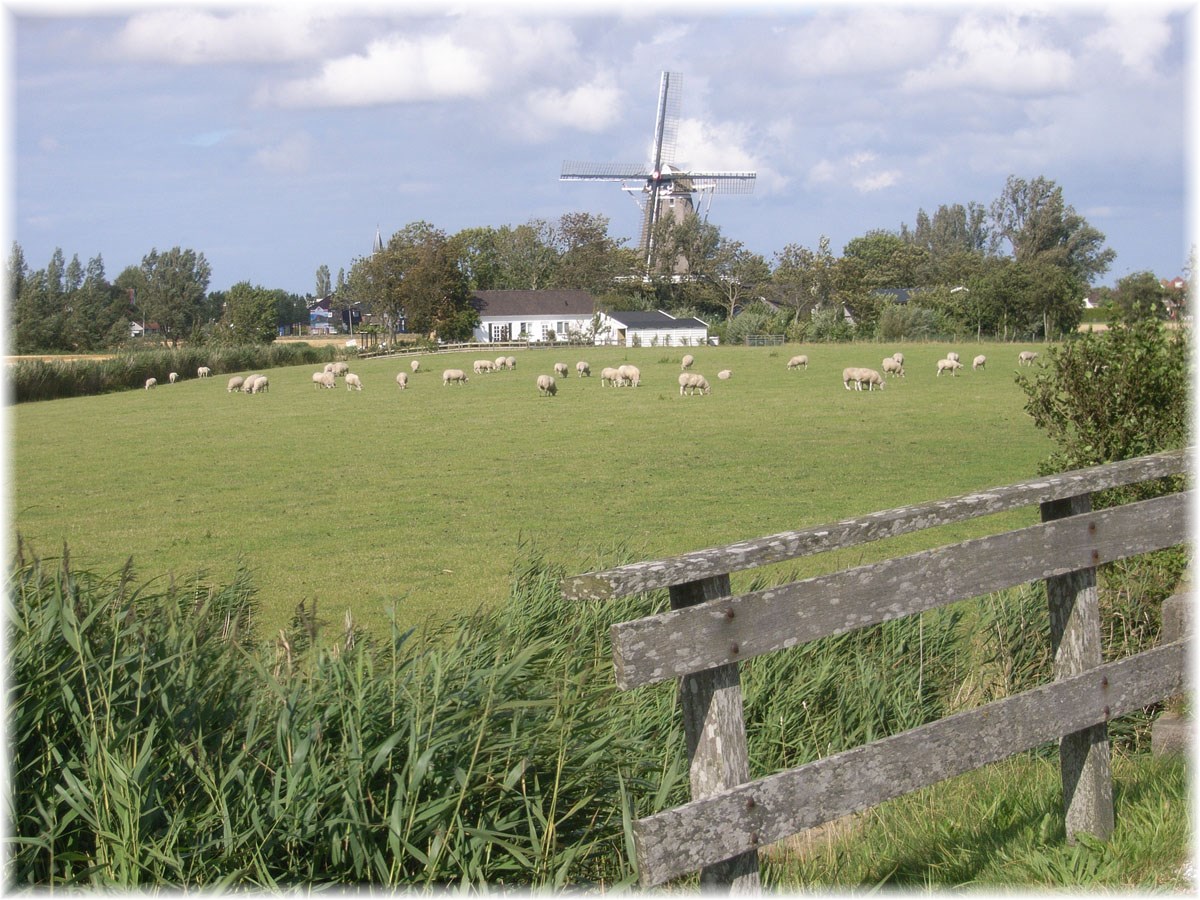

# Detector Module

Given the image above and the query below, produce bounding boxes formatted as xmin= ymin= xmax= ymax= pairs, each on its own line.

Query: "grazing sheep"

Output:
xmin=244 ymin=374 xmax=261 ymax=392
xmin=681 ymin=354 xmax=695 ymax=371
xmin=617 ymin=364 xmax=640 ymax=387
xmin=554 ymin=362 xmax=569 ymax=379
xmin=228 ymin=375 xmax=245 ymax=392
xmin=973 ymin=354 xmax=987 ymax=371
xmin=576 ymin=361 xmax=591 ymax=377
xmin=882 ymin=357 xmax=905 ymax=378
xmin=860 ymin=369 xmax=885 ymax=391
xmin=443 ymin=368 xmax=468 ymax=385
xmin=1018 ymin=351 xmax=1039 ymax=366
xmin=395 ymin=371 xmax=408 ymax=389
xmin=936 ymin=358 xmax=964 ymax=377
xmin=344 ymin=373 xmax=362 ymax=391
xmin=246 ymin=375 xmax=269 ymax=394
xmin=679 ymin=372 xmax=710 ymax=396
xmin=325 ymin=362 xmax=336 ymax=373
xmin=313 ymin=371 xmax=335 ymax=389
xmin=473 ymin=359 xmax=494 ymax=375
xmin=495 ymin=356 xmax=508 ymax=370
xmin=197 ymin=366 xmax=211 ymax=378
xmin=503 ymin=356 xmax=515 ymax=370
xmin=787 ymin=355 xmax=809 ymax=370
xmin=891 ymin=352 xmax=904 ymax=366
xmin=717 ymin=369 xmax=732 ymax=380
xmin=331 ymin=361 xmax=350 ymax=377
xmin=536 ymin=374 xmax=557 ymax=396
xmin=168 ymin=372 xmax=178 ymax=384
xmin=411 ymin=359 xmax=420 ymax=373
xmin=677 ymin=372 xmax=692 ymax=395
xmin=145 ymin=377 xmax=157 ymax=390
xmin=946 ymin=352 xmax=960 ymax=363
xmin=600 ymin=366 xmax=621 ymax=386
xmin=842 ymin=367 xmax=883 ymax=391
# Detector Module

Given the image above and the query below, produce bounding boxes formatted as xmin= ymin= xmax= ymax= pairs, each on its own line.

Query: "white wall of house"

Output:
xmin=622 ymin=327 xmax=708 ymax=346
xmin=473 ymin=315 xmax=594 ymax=343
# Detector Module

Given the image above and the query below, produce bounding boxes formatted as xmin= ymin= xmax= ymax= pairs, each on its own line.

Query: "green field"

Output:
xmin=11 ymin=342 xmax=1054 ymax=636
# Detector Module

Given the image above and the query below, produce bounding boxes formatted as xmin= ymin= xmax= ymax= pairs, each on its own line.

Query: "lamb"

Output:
xmin=681 ymin=354 xmax=695 ymax=371
xmin=946 ymin=352 xmax=960 ymax=363
xmin=536 ymin=374 xmax=557 ymax=396
xmin=345 ymin=373 xmax=363 ymax=391
xmin=1018 ymin=351 xmax=1039 ymax=366
xmin=443 ymin=368 xmax=468 ymax=385
xmin=936 ymin=358 xmax=964 ymax=376
xmin=145 ymin=377 xmax=157 ymax=389
xmin=313 ymin=372 xmax=335 ymax=389
xmin=169 ymin=372 xmax=178 ymax=384
xmin=600 ymin=367 xmax=621 ymax=386
xmin=473 ymin=359 xmax=494 ymax=375
xmin=717 ymin=369 xmax=732 ymax=380
xmin=617 ymin=364 xmax=640 ymax=387
xmin=787 ymin=355 xmax=809 ymax=370
xmin=228 ymin=375 xmax=245 ymax=392
xmin=411 ymin=360 xmax=421 ymax=373
xmin=554 ymin=362 xmax=569 ymax=378
xmin=576 ymin=361 xmax=591 ymax=377
xmin=197 ymin=366 xmax=211 ymax=378
xmin=882 ymin=357 xmax=905 ymax=378
xmin=891 ymin=352 xmax=904 ymax=366
xmin=395 ymin=371 xmax=408 ymax=389
xmin=973 ymin=354 xmax=987 ymax=371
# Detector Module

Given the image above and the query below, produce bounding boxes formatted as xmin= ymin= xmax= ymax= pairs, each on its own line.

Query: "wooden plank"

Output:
xmin=1041 ymin=493 xmax=1114 ymax=841
xmin=632 ymin=641 xmax=1188 ymax=887
xmin=563 ymin=450 xmax=1189 ymax=601
xmin=669 ymin=576 xmax=760 ymax=891
xmin=611 ymin=491 xmax=1188 ymax=689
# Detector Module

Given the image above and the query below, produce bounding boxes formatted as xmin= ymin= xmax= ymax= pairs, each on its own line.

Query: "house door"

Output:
xmin=490 ymin=323 xmax=511 ymax=342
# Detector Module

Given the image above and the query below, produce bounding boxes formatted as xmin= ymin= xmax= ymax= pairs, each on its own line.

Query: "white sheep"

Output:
xmin=946 ymin=352 xmax=960 ymax=363
xmin=554 ymin=362 xmax=569 ymax=378
xmin=145 ymin=377 xmax=157 ymax=390
xmin=313 ymin=371 xmax=334 ymax=389
xmin=536 ymin=374 xmax=557 ymax=396
xmin=395 ymin=371 xmax=408 ymax=389
xmin=936 ymin=358 xmax=964 ymax=377
xmin=842 ymin=367 xmax=862 ymax=390
xmin=228 ymin=375 xmax=245 ymax=392
xmin=600 ymin=367 xmax=621 ymax=386
xmin=717 ymin=369 xmax=732 ymax=381
xmin=842 ymin=367 xmax=883 ymax=391
xmin=677 ymin=372 xmax=691 ymax=395
xmin=495 ymin=356 xmax=508 ymax=371
xmin=197 ymin=366 xmax=211 ymax=378
xmin=246 ymin=375 xmax=269 ymax=394
xmin=443 ymin=368 xmax=468 ymax=385
xmin=331 ymin=361 xmax=350 ymax=377
xmin=681 ymin=354 xmax=695 ymax=371
xmin=506 ymin=356 xmax=516 ymax=370
xmin=1018 ymin=351 xmax=1039 ymax=366
xmin=473 ymin=359 xmax=494 ymax=375
xmin=325 ymin=362 xmax=336 ymax=374
xmin=617 ymin=364 xmax=640 ymax=387
xmin=882 ymin=357 xmax=905 ymax=378
xmin=679 ymin=372 xmax=710 ymax=395
xmin=860 ymin=369 xmax=885 ymax=391
xmin=891 ymin=352 xmax=904 ymax=366
xmin=411 ymin=359 xmax=421 ymax=373
xmin=787 ymin=355 xmax=809 ymax=370
xmin=973 ymin=354 xmax=987 ymax=371
xmin=168 ymin=372 xmax=178 ymax=384
xmin=576 ymin=361 xmax=591 ymax=377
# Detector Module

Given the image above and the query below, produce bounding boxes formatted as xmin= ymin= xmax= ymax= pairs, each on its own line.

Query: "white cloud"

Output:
xmin=806 ymin=149 xmax=900 ymax=194
xmin=251 ymin=132 xmax=313 ymax=175
xmin=111 ymin=9 xmax=341 ymax=65
xmin=1089 ymin=9 xmax=1172 ymax=78
xmin=785 ymin=9 xmax=943 ymax=76
xmin=902 ymin=13 xmax=1076 ymax=95
xmin=524 ymin=74 xmax=623 ymax=134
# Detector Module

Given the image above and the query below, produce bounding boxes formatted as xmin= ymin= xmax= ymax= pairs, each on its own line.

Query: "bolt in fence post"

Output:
xmin=669 ymin=574 xmax=761 ymax=892
xmin=1040 ymin=493 xmax=1115 ymax=842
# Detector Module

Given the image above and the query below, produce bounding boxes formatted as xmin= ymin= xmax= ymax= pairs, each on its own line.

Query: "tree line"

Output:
xmin=8 ymin=174 xmax=1186 ymax=354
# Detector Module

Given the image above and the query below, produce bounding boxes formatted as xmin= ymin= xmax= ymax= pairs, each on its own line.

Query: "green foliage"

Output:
xmin=807 ymin=306 xmax=856 ymax=342
xmin=222 ymin=281 xmax=280 ymax=345
xmin=876 ymin=302 xmax=941 ymax=341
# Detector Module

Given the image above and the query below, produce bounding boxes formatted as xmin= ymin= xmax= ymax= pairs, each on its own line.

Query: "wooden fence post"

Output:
xmin=670 ymin=574 xmax=761 ymax=892
xmin=1040 ymin=493 xmax=1115 ymax=842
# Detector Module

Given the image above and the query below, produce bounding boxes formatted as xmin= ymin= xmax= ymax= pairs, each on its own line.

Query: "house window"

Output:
xmin=557 ymin=321 xmax=567 ymax=339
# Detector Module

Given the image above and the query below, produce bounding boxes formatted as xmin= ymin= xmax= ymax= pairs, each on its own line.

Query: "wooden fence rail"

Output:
xmin=562 ymin=449 xmax=1191 ymax=890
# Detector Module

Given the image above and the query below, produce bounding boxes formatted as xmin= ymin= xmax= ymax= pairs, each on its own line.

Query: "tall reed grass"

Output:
xmin=7 ymin=538 xmax=1178 ymax=888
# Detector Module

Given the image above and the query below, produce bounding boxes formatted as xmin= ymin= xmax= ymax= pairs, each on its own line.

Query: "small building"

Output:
xmin=604 ymin=309 xmax=709 ymax=347
xmin=470 ymin=290 xmax=598 ymax=343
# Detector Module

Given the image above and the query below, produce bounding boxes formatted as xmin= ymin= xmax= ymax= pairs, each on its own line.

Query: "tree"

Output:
xmin=223 ymin=281 xmax=279 ymax=344
xmin=315 ymin=265 xmax=332 ymax=299
xmin=547 ymin=212 xmax=626 ymax=293
xmin=1111 ymin=270 xmax=1169 ymax=322
xmin=768 ymin=237 xmax=837 ymax=324
xmin=703 ymin=238 xmax=770 ymax=321
xmin=841 ymin=229 xmax=929 ymax=289
xmin=134 ymin=247 xmax=212 ymax=346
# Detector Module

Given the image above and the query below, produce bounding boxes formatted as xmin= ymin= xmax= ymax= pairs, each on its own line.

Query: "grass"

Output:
xmin=12 ymin=341 xmax=1053 ymax=637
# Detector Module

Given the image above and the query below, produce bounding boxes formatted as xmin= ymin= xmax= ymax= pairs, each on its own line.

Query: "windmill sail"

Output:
xmin=560 ymin=71 xmax=756 ymax=278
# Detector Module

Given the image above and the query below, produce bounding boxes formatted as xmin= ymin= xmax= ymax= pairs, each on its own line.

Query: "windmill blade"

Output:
xmin=650 ymin=71 xmax=682 ymax=173
xmin=685 ymin=172 xmax=757 ymax=194
xmin=561 ymin=160 xmax=650 ymax=181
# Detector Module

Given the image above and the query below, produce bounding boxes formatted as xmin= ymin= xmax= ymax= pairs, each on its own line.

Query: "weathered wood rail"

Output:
xmin=561 ymin=449 xmax=1192 ymax=889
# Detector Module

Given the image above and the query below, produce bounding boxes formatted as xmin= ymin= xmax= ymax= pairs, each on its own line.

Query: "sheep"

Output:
xmin=244 ymin=374 xmax=261 ymax=392
xmin=536 ymin=374 xmax=557 ymax=396
xmin=506 ymin=356 xmax=516 ymax=370
xmin=495 ymin=356 xmax=508 ymax=371
xmin=473 ymin=359 xmax=494 ymax=375
xmin=442 ymin=368 xmax=468 ymax=385
xmin=787 ymin=355 xmax=808 ymax=370
xmin=168 ymin=372 xmax=178 ymax=384
xmin=313 ymin=371 xmax=335 ymax=389
xmin=860 ymin=369 xmax=885 ymax=391
xmin=681 ymin=354 xmax=695 ymax=371
xmin=842 ymin=367 xmax=883 ymax=391
xmin=936 ymin=358 xmax=964 ymax=377
xmin=411 ymin=359 xmax=421 ymax=373
xmin=973 ymin=354 xmax=987 ymax=371
xmin=717 ymin=369 xmax=732 ymax=380
xmin=842 ymin=367 xmax=862 ymax=390
xmin=617 ymin=364 xmax=640 ymax=387
xmin=678 ymin=372 xmax=710 ymax=395
xmin=395 ymin=371 xmax=408 ymax=389
xmin=946 ymin=352 xmax=960 ymax=363
xmin=882 ymin=357 xmax=905 ymax=378
xmin=600 ymin=366 xmax=621 ymax=386
xmin=1018 ymin=351 xmax=1039 ymax=366
xmin=891 ymin=352 xmax=904 ymax=366
xmin=325 ymin=362 xmax=336 ymax=374
xmin=228 ymin=375 xmax=245 ymax=392
xmin=554 ymin=362 xmax=569 ymax=379
xmin=677 ymin=372 xmax=691 ymax=395
xmin=344 ymin=373 xmax=363 ymax=391
xmin=197 ymin=366 xmax=211 ymax=378
xmin=576 ymin=361 xmax=591 ymax=377
xmin=246 ymin=375 xmax=269 ymax=394
xmin=145 ymin=377 xmax=157 ymax=390
xmin=331 ymin=361 xmax=350 ymax=377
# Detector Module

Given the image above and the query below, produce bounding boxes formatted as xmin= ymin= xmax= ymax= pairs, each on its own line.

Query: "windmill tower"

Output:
xmin=561 ymin=72 xmax=756 ymax=278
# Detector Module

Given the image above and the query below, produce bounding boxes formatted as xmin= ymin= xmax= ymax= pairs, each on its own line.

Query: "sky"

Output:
xmin=5 ymin=0 xmax=1195 ymax=299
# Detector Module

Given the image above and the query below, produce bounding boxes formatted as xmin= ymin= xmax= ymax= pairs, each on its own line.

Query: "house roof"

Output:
xmin=607 ymin=309 xmax=709 ymax=330
xmin=470 ymin=290 xmax=596 ymax=318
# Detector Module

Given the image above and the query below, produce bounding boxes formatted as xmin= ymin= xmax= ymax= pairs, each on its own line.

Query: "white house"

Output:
xmin=470 ymin=290 xmax=599 ymax=343
xmin=603 ymin=309 xmax=710 ymax=347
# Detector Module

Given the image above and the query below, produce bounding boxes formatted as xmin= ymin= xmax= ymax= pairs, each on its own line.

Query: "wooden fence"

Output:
xmin=561 ymin=449 xmax=1192 ymax=889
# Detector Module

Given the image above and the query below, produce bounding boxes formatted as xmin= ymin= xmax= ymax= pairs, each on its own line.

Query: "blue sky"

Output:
xmin=6 ymin=1 xmax=1194 ymax=298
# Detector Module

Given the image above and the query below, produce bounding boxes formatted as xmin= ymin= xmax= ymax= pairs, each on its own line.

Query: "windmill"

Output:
xmin=561 ymin=71 xmax=756 ymax=278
